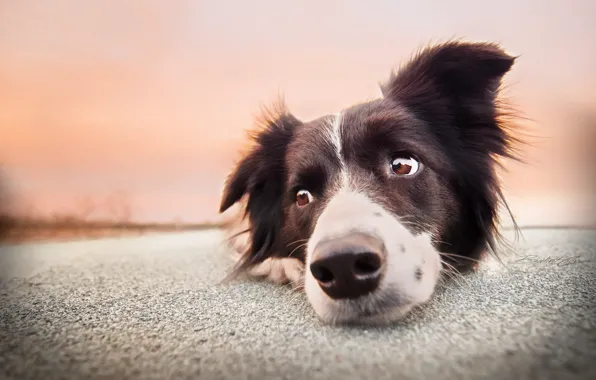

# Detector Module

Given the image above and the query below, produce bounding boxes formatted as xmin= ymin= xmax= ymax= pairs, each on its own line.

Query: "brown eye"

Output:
xmin=296 ymin=189 xmax=313 ymax=207
xmin=390 ymin=156 xmax=420 ymax=176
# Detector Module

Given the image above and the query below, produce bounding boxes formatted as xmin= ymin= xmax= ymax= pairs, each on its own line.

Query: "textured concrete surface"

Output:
xmin=1 ymin=228 xmax=595 ymax=380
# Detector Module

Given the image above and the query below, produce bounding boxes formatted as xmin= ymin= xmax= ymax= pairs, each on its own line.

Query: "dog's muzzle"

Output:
xmin=304 ymin=189 xmax=441 ymax=324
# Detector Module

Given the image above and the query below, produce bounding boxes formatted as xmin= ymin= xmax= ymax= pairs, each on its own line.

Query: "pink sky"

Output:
xmin=1 ymin=0 xmax=595 ymax=223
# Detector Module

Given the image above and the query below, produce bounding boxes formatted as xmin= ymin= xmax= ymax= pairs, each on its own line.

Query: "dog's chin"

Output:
xmin=330 ymin=304 xmax=416 ymax=326
xmin=349 ymin=305 xmax=415 ymax=326
xmin=304 ymin=275 xmax=435 ymax=326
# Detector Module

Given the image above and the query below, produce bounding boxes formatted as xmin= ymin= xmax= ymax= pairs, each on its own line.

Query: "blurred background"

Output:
xmin=1 ymin=0 xmax=595 ymax=242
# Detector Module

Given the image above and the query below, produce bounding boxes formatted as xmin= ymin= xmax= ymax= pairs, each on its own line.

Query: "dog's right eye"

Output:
xmin=390 ymin=155 xmax=420 ymax=176
xmin=296 ymin=190 xmax=313 ymax=207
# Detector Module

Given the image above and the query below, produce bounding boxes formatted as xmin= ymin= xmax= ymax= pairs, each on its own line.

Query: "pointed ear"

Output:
xmin=381 ymin=41 xmax=521 ymax=267
xmin=382 ymin=40 xmax=515 ymax=103
xmin=219 ymin=105 xmax=302 ymax=270
xmin=219 ymin=154 xmax=255 ymax=214
xmin=219 ymin=109 xmax=302 ymax=214
xmin=381 ymin=41 xmax=518 ymax=160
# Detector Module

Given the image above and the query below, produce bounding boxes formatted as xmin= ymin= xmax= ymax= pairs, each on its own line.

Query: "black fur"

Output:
xmin=220 ymin=106 xmax=303 ymax=272
xmin=381 ymin=41 xmax=522 ymax=268
xmin=220 ymin=40 xmax=522 ymax=278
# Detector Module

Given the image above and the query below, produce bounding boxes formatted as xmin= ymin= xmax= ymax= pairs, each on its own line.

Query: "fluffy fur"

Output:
xmin=218 ymin=40 xmax=522 ymax=325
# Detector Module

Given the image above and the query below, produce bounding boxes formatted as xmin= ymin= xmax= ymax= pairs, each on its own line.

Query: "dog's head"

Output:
xmin=219 ymin=41 xmax=520 ymax=324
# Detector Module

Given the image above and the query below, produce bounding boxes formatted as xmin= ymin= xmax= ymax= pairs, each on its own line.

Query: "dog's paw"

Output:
xmin=247 ymin=257 xmax=305 ymax=287
xmin=219 ymin=204 xmax=305 ymax=287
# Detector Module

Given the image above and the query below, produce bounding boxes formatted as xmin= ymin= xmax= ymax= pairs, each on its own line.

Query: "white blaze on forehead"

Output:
xmin=330 ymin=112 xmax=343 ymax=159
xmin=328 ymin=112 xmax=350 ymax=190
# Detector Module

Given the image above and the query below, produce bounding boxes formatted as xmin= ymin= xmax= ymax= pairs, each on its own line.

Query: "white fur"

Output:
xmin=329 ymin=112 xmax=344 ymax=161
xmin=304 ymin=188 xmax=441 ymax=325
xmin=327 ymin=112 xmax=350 ymax=190
xmin=248 ymin=257 xmax=305 ymax=286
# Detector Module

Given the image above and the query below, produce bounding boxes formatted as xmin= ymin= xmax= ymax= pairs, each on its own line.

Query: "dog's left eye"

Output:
xmin=390 ymin=156 xmax=420 ymax=176
xmin=296 ymin=190 xmax=313 ymax=207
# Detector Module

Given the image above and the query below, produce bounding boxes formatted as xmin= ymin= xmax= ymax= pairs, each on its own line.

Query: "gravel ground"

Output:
xmin=1 ymin=228 xmax=595 ymax=380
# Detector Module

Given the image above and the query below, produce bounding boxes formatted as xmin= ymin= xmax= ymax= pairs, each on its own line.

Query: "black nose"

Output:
xmin=309 ymin=250 xmax=383 ymax=299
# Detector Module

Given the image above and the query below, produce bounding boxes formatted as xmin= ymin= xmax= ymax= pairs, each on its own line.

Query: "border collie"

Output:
xmin=218 ymin=40 xmax=521 ymax=325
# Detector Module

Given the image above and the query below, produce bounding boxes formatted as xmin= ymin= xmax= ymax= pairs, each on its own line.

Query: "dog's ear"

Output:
xmin=382 ymin=40 xmax=518 ymax=147
xmin=382 ymin=41 xmax=520 ymax=266
xmin=382 ymin=40 xmax=515 ymax=103
xmin=381 ymin=41 xmax=516 ymax=153
xmin=220 ymin=106 xmax=302 ymax=271
xmin=380 ymin=40 xmax=521 ymax=178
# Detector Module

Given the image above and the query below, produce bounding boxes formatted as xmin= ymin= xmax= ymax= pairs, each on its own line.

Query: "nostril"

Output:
xmin=353 ymin=252 xmax=382 ymax=276
xmin=309 ymin=248 xmax=384 ymax=299
xmin=310 ymin=263 xmax=335 ymax=284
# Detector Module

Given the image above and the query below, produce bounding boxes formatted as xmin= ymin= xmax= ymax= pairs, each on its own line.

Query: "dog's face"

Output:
xmin=219 ymin=41 xmax=519 ymax=324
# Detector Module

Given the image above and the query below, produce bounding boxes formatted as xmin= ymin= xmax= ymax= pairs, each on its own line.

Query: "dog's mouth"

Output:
xmin=352 ymin=287 xmax=411 ymax=317
xmin=358 ymin=300 xmax=409 ymax=319
xmin=354 ymin=306 xmax=415 ymax=325
xmin=318 ymin=300 xmax=416 ymax=326
xmin=304 ymin=280 xmax=422 ymax=325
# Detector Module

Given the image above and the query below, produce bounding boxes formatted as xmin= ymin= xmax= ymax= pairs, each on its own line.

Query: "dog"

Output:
xmin=218 ymin=40 xmax=521 ymax=325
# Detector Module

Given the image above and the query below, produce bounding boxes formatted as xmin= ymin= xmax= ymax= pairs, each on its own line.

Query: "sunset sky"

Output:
xmin=1 ymin=0 xmax=595 ymax=223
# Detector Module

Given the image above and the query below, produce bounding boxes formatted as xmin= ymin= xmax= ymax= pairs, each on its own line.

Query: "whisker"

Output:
xmin=440 ymin=259 xmax=460 ymax=273
xmin=440 ymin=260 xmax=470 ymax=286
xmin=436 ymin=275 xmax=458 ymax=291
xmin=440 ymin=259 xmax=464 ymax=276
xmin=430 ymin=237 xmax=451 ymax=246
xmin=439 ymin=252 xmax=483 ymax=264
xmin=287 ymin=238 xmax=309 ymax=247
xmin=397 ymin=219 xmax=433 ymax=229
xmin=440 ymin=269 xmax=465 ymax=287
xmin=287 ymin=282 xmax=306 ymax=300
xmin=288 ymin=242 xmax=308 ymax=258
xmin=397 ymin=215 xmax=434 ymax=226
xmin=289 ymin=283 xmax=304 ymax=294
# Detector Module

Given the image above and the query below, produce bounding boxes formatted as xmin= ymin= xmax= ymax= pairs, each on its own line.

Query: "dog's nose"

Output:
xmin=309 ymin=234 xmax=385 ymax=299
